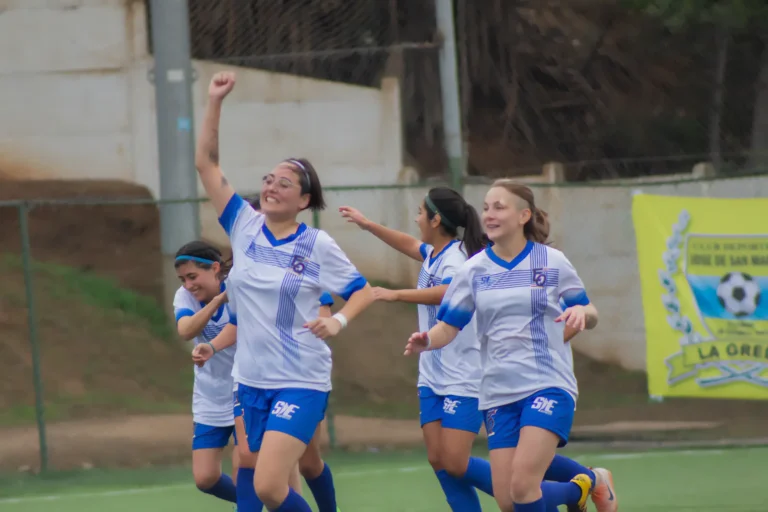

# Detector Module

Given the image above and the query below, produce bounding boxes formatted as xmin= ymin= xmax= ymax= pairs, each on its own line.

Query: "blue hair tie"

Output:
xmin=175 ymin=255 xmax=217 ymax=265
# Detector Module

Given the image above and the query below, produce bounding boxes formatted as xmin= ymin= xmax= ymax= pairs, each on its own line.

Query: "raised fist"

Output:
xmin=208 ymin=72 xmax=236 ymax=100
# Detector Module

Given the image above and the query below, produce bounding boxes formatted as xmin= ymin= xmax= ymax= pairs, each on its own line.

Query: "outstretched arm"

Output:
xmin=195 ymin=72 xmax=237 ymax=216
xmin=339 ymin=206 xmax=423 ymax=262
xmin=373 ymin=285 xmax=448 ymax=306
xmin=405 ymin=321 xmax=460 ymax=355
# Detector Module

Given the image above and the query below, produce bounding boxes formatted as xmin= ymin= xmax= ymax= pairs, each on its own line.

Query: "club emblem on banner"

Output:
xmin=659 ymin=211 xmax=768 ymax=388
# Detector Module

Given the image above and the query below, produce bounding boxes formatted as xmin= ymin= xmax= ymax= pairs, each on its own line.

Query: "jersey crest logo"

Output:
xmin=291 ymin=255 xmax=307 ymax=274
xmin=532 ymin=269 xmax=548 ymax=287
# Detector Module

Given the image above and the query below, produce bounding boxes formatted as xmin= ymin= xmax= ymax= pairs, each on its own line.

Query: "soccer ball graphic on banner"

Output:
xmin=716 ymin=272 xmax=761 ymax=318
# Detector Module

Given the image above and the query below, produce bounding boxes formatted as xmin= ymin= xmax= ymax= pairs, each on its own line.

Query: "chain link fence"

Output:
xmin=3 ymin=170 xmax=768 ymax=474
xmin=147 ymin=0 xmax=768 ymax=181
xmin=2 ymin=0 xmax=768 ymax=475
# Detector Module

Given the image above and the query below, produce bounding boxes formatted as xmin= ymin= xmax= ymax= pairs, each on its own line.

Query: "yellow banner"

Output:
xmin=632 ymin=194 xmax=768 ymax=399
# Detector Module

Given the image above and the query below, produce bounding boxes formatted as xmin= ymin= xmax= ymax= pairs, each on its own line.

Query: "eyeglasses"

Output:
xmin=262 ymin=174 xmax=299 ymax=190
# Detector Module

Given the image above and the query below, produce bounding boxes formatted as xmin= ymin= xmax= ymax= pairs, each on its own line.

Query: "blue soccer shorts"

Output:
xmin=418 ymin=386 xmax=483 ymax=434
xmin=233 ymin=387 xmax=243 ymax=419
xmin=483 ymin=387 xmax=576 ymax=450
xmin=237 ymin=384 xmax=329 ymax=453
xmin=192 ymin=422 xmax=237 ymax=450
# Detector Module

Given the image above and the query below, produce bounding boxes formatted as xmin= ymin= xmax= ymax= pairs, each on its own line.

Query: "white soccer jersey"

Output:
xmin=174 ymin=283 xmax=237 ymax=427
xmin=437 ymin=241 xmax=590 ymax=410
xmin=417 ymin=240 xmax=481 ymax=397
xmin=219 ymin=194 xmax=367 ymax=392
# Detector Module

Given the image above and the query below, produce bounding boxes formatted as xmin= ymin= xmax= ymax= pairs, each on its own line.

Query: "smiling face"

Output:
xmin=414 ymin=200 xmax=442 ymax=244
xmin=175 ymin=261 xmax=220 ymax=303
xmin=259 ymin=163 xmax=310 ymax=219
xmin=482 ymin=186 xmax=531 ymax=243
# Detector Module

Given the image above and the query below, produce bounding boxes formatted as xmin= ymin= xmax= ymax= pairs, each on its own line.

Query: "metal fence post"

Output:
xmin=19 ymin=202 xmax=48 ymax=473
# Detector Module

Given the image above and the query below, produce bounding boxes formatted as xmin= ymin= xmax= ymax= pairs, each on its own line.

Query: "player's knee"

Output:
xmin=298 ymin=452 xmax=324 ymax=480
xmin=254 ymin=478 xmax=288 ymax=509
xmin=426 ymin=451 xmax=443 ymax=471
xmin=509 ymin=470 xmax=540 ymax=504
xmin=442 ymin=453 xmax=468 ymax=478
xmin=193 ymin=469 xmax=221 ymax=491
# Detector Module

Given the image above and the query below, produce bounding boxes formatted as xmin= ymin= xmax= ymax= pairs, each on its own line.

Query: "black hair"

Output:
xmin=174 ymin=241 xmax=232 ymax=280
xmin=424 ymin=187 xmax=486 ymax=257
xmin=248 ymin=195 xmax=261 ymax=210
xmin=282 ymin=157 xmax=326 ymax=211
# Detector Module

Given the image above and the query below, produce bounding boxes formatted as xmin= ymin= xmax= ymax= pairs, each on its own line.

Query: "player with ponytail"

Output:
xmin=339 ymin=187 xmax=494 ymax=511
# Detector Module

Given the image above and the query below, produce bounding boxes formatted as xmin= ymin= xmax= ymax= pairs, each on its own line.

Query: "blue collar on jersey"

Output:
xmin=485 ymin=240 xmax=534 ymax=270
xmin=428 ymin=239 xmax=458 ymax=266
xmin=262 ymin=222 xmax=307 ymax=247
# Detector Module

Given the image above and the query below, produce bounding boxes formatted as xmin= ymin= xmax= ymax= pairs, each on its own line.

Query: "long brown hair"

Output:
xmin=490 ymin=179 xmax=550 ymax=244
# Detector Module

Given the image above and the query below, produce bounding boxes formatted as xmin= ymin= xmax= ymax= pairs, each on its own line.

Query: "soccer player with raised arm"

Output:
xmin=195 ymin=195 xmax=343 ymax=512
xmin=193 ymin=71 xmax=373 ymax=512
xmin=405 ymin=180 xmax=618 ymax=512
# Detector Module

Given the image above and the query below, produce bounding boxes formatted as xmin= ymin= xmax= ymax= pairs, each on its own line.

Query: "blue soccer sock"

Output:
xmin=540 ymin=480 xmax=583 ymax=509
xmin=435 ymin=469 xmax=482 ymax=512
xmin=513 ymin=496 xmax=547 ymax=512
xmin=201 ymin=473 xmax=237 ymax=503
xmin=270 ymin=488 xmax=313 ymax=512
xmin=305 ymin=463 xmax=338 ymax=512
xmin=543 ymin=454 xmax=596 ymax=483
xmin=236 ymin=468 xmax=264 ymax=511
xmin=459 ymin=456 xmax=494 ymax=496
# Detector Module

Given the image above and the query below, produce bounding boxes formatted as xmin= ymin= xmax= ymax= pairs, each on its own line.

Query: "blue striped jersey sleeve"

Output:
xmin=556 ymin=252 xmax=590 ymax=307
xmin=318 ymin=232 xmax=368 ymax=301
xmin=419 ymin=243 xmax=431 ymax=261
xmin=436 ymin=264 xmax=475 ymax=330
xmin=319 ymin=291 xmax=335 ymax=307
xmin=172 ymin=287 xmax=198 ymax=324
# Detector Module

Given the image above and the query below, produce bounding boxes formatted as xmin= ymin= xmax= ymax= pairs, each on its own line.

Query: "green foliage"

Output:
xmin=622 ymin=0 xmax=768 ymax=30
xmin=1 ymin=254 xmax=173 ymax=340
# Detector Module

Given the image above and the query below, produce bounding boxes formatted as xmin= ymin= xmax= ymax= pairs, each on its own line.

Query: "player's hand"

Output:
xmin=305 ymin=317 xmax=342 ymax=340
xmin=555 ymin=305 xmax=586 ymax=332
xmin=208 ymin=72 xmax=236 ymax=101
xmin=215 ymin=291 xmax=228 ymax=304
xmin=371 ymin=287 xmax=399 ymax=302
xmin=405 ymin=331 xmax=430 ymax=356
xmin=338 ymin=206 xmax=371 ymax=230
xmin=192 ymin=343 xmax=215 ymax=367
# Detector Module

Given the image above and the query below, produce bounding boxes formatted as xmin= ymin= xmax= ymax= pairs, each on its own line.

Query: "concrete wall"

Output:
xmin=0 ymin=0 xmax=403 ymax=245
xmin=315 ymin=171 xmax=768 ymax=372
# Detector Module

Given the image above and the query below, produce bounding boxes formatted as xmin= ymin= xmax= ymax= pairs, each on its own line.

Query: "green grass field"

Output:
xmin=1 ymin=446 xmax=766 ymax=511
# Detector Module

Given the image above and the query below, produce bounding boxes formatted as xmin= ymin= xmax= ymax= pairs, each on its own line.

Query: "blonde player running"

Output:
xmin=173 ymin=241 xmax=238 ymax=505
xmin=405 ymin=180 xmax=618 ymax=512
xmin=339 ymin=187 xmax=494 ymax=511
xmin=194 ymin=71 xmax=373 ymax=512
